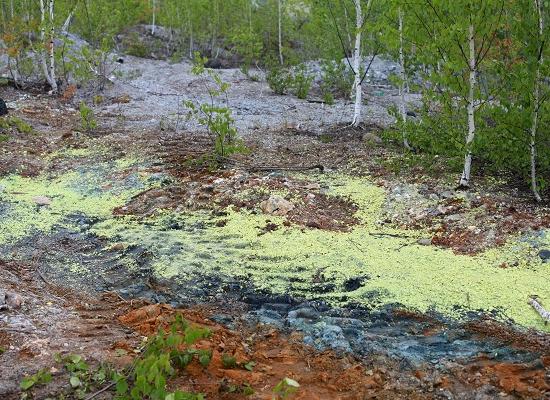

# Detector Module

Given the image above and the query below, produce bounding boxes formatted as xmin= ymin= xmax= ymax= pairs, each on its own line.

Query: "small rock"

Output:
xmin=33 ymin=196 xmax=52 ymax=206
xmin=362 ymin=132 xmax=383 ymax=145
xmin=538 ymin=249 xmax=550 ymax=263
xmin=0 ymin=99 xmax=8 ymax=116
xmin=5 ymin=292 xmax=23 ymax=309
xmin=417 ymin=238 xmax=432 ymax=246
xmin=260 ymin=195 xmax=294 ymax=216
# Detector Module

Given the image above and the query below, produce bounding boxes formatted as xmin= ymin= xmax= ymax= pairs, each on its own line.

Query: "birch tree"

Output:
xmin=529 ymin=0 xmax=545 ymax=201
xmin=351 ymin=0 xmax=364 ymax=126
xmin=278 ymin=0 xmax=284 ymax=65
xmin=39 ymin=0 xmax=57 ymax=93
xmin=409 ymin=0 xmax=505 ymax=188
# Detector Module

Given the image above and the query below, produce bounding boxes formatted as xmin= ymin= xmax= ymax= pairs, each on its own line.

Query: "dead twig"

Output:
xmin=84 ymin=381 xmax=116 ymax=400
xmin=528 ymin=296 xmax=550 ymax=324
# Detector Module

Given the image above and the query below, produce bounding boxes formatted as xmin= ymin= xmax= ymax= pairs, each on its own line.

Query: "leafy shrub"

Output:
xmin=184 ymin=53 xmax=247 ymax=166
xmin=0 ymin=116 xmax=33 ymax=134
xmin=267 ymin=67 xmax=292 ymax=95
xmin=320 ymin=59 xmax=353 ymax=100
xmin=79 ymin=102 xmax=97 ymax=132
xmin=290 ymin=65 xmax=314 ymax=100
xmin=230 ymin=30 xmax=262 ymax=76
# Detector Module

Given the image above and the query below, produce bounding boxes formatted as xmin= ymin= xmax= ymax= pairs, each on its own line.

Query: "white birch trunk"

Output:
xmin=459 ymin=24 xmax=476 ymax=188
xmin=278 ymin=0 xmax=284 ymax=65
xmin=351 ymin=0 xmax=363 ymax=127
xmin=61 ymin=8 xmax=74 ymax=33
xmin=530 ymin=0 xmax=544 ymax=202
xmin=398 ymin=7 xmax=411 ymax=149
xmin=39 ymin=0 xmax=54 ymax=91
xmin=48 ymin=0 xmax=57 ymax=93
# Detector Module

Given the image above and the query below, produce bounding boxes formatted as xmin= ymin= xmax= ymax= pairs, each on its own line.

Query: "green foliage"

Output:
xmin=267 ymin=67 xmax=291 ymax=95
xmin=79 ymin=102 xmax=97 ymax=132
xmin=273 ymin=377 xmax=300 ymax=399
xmin=230 ymin=29 xmax=263 ymax=75
xmin=290 ymin=65 xmax=314 ymax=100
xmin=184 ymin=53 xmax=246 ymax=166
xmin=20 ymin=369 xmax=52 ymax=391
xmin=0 ymin=116 xmax=33 ymax=134
xmin=221 ymin=354 xmax=237 ymax=369
xmin=320 ymin=59 xmax=353 ymax=100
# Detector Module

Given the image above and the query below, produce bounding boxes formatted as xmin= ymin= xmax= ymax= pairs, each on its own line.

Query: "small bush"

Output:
xmin=267 ymin=67 xmax=291 ymax=95
xmin=290 ymin=65 xmax=313 ymax=100
xmin=184 ymin=52 xmax=247 ymax=167
xmin=79 ymin=102 xmax=97 ymax=132
xmin=320 ymin=59 xmax=353 ymax=100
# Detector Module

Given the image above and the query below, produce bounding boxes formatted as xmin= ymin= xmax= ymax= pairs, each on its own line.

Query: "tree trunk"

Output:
xmin=459 ymin=24 xmax=476 ymax=188
xmin=48 ymin=0 xmax=57 ymax=93
xmin=278 ymin=0 xmax=284 ymax=65
xmin=39 ymin=0 xmax=53 ymax=91
xmin=530 ymin=0 xmax=544 ymax=202
xmin=398 ymin=7 xmax=411 ymax=149
xmin=351 ymin=0 xmax=363 ymax=127
xmin=151 ymin=0 xmax=156 ymax=35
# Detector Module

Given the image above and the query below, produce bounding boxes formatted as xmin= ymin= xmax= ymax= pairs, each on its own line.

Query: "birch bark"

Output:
xmin=459 ymin=24 xmax=477 ymax=188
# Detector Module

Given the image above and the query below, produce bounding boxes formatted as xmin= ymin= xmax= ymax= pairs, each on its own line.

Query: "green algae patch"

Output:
xmin=89 ymin=173 xmax=550 ymax=332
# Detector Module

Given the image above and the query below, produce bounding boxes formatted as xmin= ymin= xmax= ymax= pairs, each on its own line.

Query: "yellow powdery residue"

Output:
xmin=91 ymin=174 xmax=550 ymax=331
xmin=0 ymin=173 xmax=131 ymax=244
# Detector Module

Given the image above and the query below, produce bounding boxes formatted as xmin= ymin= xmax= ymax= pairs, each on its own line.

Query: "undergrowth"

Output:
xmin=19 ymin=313 xmax=297 ymax=399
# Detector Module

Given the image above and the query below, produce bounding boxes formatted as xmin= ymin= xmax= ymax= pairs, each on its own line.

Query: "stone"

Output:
xmin=5 ymin=292 xmax=23 ymax=309
xmin=0 ymin=99 xmax=8 ymax=116
xmin=260 ymin=195 xmax=294 ymax=216
xmin=33 ymin=196 xmax=52 ymax=206
xmin=538 ymin=249 xmax=550 ymax=263
xmin=362 ymin=132 xmax=383 ymax=145
xmin=417 ymin=238 xmax=432 ymax=246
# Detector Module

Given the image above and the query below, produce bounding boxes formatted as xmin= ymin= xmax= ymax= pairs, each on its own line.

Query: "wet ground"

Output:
xmin=0 ymin=55 xmax=549 ymax=399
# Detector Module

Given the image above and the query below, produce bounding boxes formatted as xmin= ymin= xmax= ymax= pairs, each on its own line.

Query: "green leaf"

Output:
xmin=69 ymin=376 xmax=81 ymax=388
xmin=116 ymin=378 xmax=129 ymax=394
xmin=20 ymin=376 xmax=36 ymax=391
xmin=243 ymin=361 xmax=256 ymax=371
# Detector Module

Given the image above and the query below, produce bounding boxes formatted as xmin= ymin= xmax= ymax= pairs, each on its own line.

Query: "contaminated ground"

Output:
xmin=0 ymin=52 xmax=549 ymax=399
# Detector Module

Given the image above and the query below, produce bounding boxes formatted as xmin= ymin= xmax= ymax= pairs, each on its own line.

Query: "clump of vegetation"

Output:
xmin=273 ymin=377 xmax=300 ymax=399
xmin=230 ymin=30 xmax=262 ymax=76
xmin=184 ymin=52 xmax=247 ymax=167
xmin=79 ymin=102 xmax=98 ymax=132
xmin=19 ymin=314 xmax=210 ymax=400
xmin=20 ymin=368 xmax=52 ymax=392
xmin=267 ymin=67 xmax=292 ymax=95
xmin=124 ymin=32 xmax=149 ymax=58
xmin=320 ymin=59 xmax=353 ymax=102
xmin=0 ymin=116 xmax=33 ymax=134
xmin=290 ymin=65 xmax=314 ymax=100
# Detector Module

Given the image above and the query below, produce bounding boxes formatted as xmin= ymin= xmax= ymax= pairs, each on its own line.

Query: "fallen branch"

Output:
xmin=528 ymin=297 xmax=550 ymax=324
xmin=236 ymin=164 xmax=325 ymax=173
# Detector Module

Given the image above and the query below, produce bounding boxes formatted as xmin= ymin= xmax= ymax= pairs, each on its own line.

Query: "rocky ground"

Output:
xmin=0 ymin=38 xmax=549 ymax=399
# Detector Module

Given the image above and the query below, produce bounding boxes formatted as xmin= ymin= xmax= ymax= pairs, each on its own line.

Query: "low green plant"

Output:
xmin=184 ymin=52 xmax=247 ymax=166
xmin=0 ymin=133 xmax=10 ymax=142
xmin=20 ymin=369 xmax=52 ymax=391
xmin=124 ymin=32 xmax=149 ymax=58
xmin=0 ymin=116 xmax=33 ymax=134
xmin=266 ymin=67 xmax=291 ymax=95
xmin=290 ymin=65 xmax=314 ymax=100
xmin=273 ymin=377 xmax=300 ymax=399
xmin=320 ymin=59 xmax=353 ymax=100
xmin=79 ymin=102 xmax=97 ymax=132
xmin=221 ymin=354 xmax=237 ymax=369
